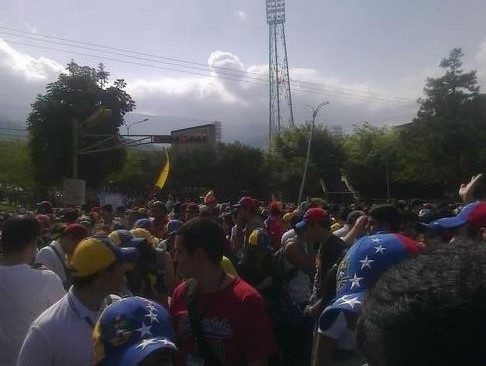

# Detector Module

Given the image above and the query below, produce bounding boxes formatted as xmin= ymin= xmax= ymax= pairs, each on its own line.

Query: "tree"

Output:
xmin=398 ymin=48 xmax=486 ymax=195
xmin=27 ymin=62 xmax=135 ymax=189
xmin=0 ymin=140 xmax=34 ymax=189
xmin=342 ymin=124 xmax=398 ymax=199
xmin=271 ymin=124 xmax=346 ymax=201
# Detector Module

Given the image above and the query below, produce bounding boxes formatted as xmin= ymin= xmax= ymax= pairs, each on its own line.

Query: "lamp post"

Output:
xmin=297 ymin=101 xmax=329 ymax=205
xmin=124 ymin=118 xmax=149 ymax=136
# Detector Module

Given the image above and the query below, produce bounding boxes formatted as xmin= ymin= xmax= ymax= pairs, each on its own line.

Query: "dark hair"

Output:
xmin=357 ymin=240 xmax=486 ymax=366
xmin=369 ymin=204 xmax=401 ymax=232
xmin=1 ymin=215 xmax=40 ymax=254
xmin=176 ymin=217 xmax=224 ymax=264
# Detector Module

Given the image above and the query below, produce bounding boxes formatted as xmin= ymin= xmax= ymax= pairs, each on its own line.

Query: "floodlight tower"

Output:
xmin=267 ymin=0 xmax=294 ymax=144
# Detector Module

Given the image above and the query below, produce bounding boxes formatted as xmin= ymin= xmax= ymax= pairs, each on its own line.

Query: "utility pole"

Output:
xmin=297 ymin=101 xmax=329 ymax=205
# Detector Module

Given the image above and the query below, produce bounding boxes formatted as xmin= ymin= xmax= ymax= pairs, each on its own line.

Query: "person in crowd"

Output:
xmin=151 ymin=201 xmax=169 ymax=238
xmin=0 ymin=215 xmax=65 ymax=366
xmin=332 ymin=211 xmax=364 ymax=239
xmin=93 ymin=296 xmax=182 ymax=366
xmin=111 ymin=229 xmax=176 ymax=306
xmin=101 ymin=204 xmax=119 ymax=231
xmin=304 ymin=208 xmax=346 ymax=320
xmin=230 ymin=196 xmax=265 ymax=260
xmin=115 ymin=206 xmax=129 ymax=229
xmin=357 ymin=239 xmax=486 ymax=366
xmin=35 ymin=223 xmax=89 ymax=290
xmin=170 ymin=217 xmax=277 ymax=366
xmin=280 ymin=211 xmax=303 ymax=246
xmin=158 ymin=219 xmax=184 ymax=254
xmin=36 ymin=200 xmax=53 ymax=216
xmin=343 ymin=204 xmax=402 ymax=246
xmin=17 ymin=236 xmax=137 ymax=366
xmin=184 ymin=203 xmax=200 ymax=221
xmin=313 ymin=232 xmax=421 ymax=366
xmin=238 ymin=228 xmax=274 ymax=294
xmin=265 ymin=201 xmax=285 ymax=251
xmin=422 ymin=201 xmax=486 ymax=242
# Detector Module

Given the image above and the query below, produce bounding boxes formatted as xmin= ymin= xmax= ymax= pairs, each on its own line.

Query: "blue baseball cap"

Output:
xmin=422 ymin=201 xmax=486 ymax=230
xmin=133 ymin=218 xmax=152 ymax=230
xmin=248 ymin=228 xmax=272 ymax=251
xmin=108 ymin=230 xmax=146 ymax=248
xmin=94 ymin=297 xmax=177 ymax=366
xmin=166 ymin=219 xmax=183 ymax=237
xmin=319 ymin=233 xmax=421 ymax=332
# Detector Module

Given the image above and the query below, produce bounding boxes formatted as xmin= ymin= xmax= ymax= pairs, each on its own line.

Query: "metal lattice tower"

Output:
xmin=267 ymin=0 xmax=294 ymax=144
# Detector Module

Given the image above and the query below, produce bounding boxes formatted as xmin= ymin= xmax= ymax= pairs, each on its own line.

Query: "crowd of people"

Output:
xmin=2 ymin=174 xmax=486 ymax=366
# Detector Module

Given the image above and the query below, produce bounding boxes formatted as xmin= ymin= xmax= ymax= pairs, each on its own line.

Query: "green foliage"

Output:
xmin=27 ymin=61 xmax=135 ymax=189
xmin=342 ymin=123 xmax=398 ymax=198
xmin=398 ymin=48 xmax=486 ymax=195
xmin=271 ymin=124 xmax=346 ymax=200
xmin=0 ymin=140 xmax=34 ymax=189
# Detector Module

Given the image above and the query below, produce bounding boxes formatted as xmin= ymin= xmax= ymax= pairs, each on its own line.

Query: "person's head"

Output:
xmin=69 ymin=236 xmax=137 ymax=294
xmin=36 ymin=200 xmax=53 ymax=215
xmin=335 ymin=207 xmax=351 ymax=226
xmin=101 ymin=204 xmax=114 ymax=222
xmin=368 ymin=204 xmax=401 ymax=234
xmin=151 ymin=201 xmax=168 ymax=220
xmin=62 ymin=208 xmax=79 ymax=224
xmin=184 ymin=203 xmax=199 ymax=221
xmin=0 ymin=215 xmax=40 ymax=262
xmin=35 ymin=214 xmax=52 ymax=236
xmin=347 ymin=210 xmax=365 ymax=228
xmin=357 ymin=239 xmax=486 ymax=366
xmin=234 ymin=197 xmax=259 ymax=222
xmin=174 ymin=217 xmax=225 ymax=278
xmin=422 ymin=201 xmax=486 ymax=242
xmin=246 ymin=228 xmax=272 ymax=262
xmin=295 ymin=208 xmax=331 ymax=242
xmin=94 ymin=296 xmax=178 ymax=366
xmin=58 ymin=224 xmax=90 ymax=256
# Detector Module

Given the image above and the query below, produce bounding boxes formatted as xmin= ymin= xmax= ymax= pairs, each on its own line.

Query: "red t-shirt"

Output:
xmin=170 ymin=277 xmax=277 ymax=366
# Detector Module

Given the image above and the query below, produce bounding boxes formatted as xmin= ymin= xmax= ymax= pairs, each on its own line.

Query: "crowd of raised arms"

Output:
xmin=2 ymin=174 xmax=486 ymax=366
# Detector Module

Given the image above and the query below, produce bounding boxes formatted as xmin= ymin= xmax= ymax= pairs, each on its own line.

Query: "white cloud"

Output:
xmin=0 ymin=38 xmax=64 ymax=81
xmin=474 ymin=36 xmax=486 ymax=85
xmin=234 ymin=10 xmax=248 ymax=21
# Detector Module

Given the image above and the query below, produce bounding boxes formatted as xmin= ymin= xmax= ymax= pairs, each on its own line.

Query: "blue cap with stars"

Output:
xmin=318 ymin=233 xmax=421 ymax=332
xmin=94 ymin=297 xmax=177 ymax=366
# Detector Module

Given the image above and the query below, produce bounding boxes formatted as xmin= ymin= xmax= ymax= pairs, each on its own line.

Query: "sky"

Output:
xmin=1 ymin=0 xmax=486 ymax=145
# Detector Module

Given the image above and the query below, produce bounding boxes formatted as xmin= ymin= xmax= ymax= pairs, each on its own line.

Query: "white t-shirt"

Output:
xmin=333 ymin=225 xmax=350 ymax=239
xmin=17 ymin=288 xmax=101 ymax=366
xmin=35 ymin=241 xmax=68 ymax=286
xmin=0 ymin=264 xmax=65 ymax=366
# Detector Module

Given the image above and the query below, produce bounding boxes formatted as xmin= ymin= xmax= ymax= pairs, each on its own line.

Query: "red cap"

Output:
xmin=234 ymin=196 xmax=259 ymax=209
xmin=468 ymin=202 xmax=486 ymax=228
xmin=62 ymin=224 xmax=89 ymax=240
xmin=296 ymin=208 xmax=329 ymax=229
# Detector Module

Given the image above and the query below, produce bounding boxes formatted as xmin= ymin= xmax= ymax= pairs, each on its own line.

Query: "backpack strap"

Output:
xmin=50 ymin=244 xmax=71 ymax=290
xmin=184 ymin=280 xmax=222 ymax=366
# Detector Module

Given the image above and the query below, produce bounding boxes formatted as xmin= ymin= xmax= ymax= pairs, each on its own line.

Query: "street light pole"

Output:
xmin=297 ymin=101 xmax=329 ymax=205
xmin=125 ymin=118 xmax=149 ymax=136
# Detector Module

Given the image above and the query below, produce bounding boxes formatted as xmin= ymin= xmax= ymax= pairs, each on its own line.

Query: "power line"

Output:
xmin=0 ymin=26 xmax=415 ymax=105
xmin=3 ymin=37 xmax=414 ymax=106
xmin=0 ymin=26 xmax=414 ymax=102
